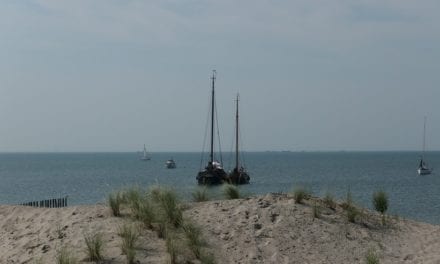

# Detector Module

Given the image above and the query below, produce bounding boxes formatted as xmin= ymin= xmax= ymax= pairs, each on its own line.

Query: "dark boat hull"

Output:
xmin=228 ymin=169 xmax=250 ymax=185
xmin=197 ymin=168 xmax=228 ymax=185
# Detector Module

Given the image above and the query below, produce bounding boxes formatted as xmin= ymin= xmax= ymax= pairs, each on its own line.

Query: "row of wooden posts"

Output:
xmin=20 ymin=196 xmax=68 ymax=208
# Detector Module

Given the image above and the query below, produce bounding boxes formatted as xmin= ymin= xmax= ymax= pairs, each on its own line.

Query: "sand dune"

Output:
xmin=1 ymin=194 xmax=439 ymax=263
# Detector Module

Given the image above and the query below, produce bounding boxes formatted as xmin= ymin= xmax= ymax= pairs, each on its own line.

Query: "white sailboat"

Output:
xmin=418 ymin=117 xmax=432 ymax=175
xmin=140 ymin=144 xmax=151 ymax=161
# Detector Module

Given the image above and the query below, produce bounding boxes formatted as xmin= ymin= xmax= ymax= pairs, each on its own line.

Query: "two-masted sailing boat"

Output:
xmin=197 ymin=70 xmax=228 ymax=185
xmin=228 ymin=94 xmax=250 ymax=184
xmin=418 ymin=117 xmax=432 ymax=175
xmin=140 ymin=144 xmax=151 ymax=161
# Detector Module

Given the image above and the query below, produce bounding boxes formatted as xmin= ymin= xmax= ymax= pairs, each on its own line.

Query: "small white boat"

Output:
xmin=418 ymin=117 xmax=432 ymax=175
xmin=140 ymin=144 xmax=151 ymax=161
xmin=166 ymin=159 xmax=176 ymax=169
xmin=418 ymin=165 xmax=431 ymax=175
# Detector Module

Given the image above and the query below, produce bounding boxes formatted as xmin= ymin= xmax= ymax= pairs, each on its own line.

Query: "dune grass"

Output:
xmin=312 ymin=201 xmax=321 ymax=219
xmin=166 ymin=233 xmax=179 ymax=264
xmin=192 ymin=188 xmax=209 ymax=202
xmin=183 ymin=221 xmax=205 ymax=259
xmin=84 ymin=232 xmax=104 ymax=262
xmin=223 ymin=184 xmax=240 ymax=199
xmin=108 ymin=191 xmax=123 ymax=217
xmin=156 ymin=188 xmax=183 ymax=228
xmin=293 ymin=187 xmax=310 ymax=204
xmin=56 ymin=247 xmax=77 ymax=264
xmin=342 ymin=189 xmax=360 ymax=223
xmin=324 ymin=192 xmax=337 ymax=210
xmin=365 ymin=249 xmax=380 ymax=264
xmin=373 ymin=191 xmax=389 ymax=225
xmin=107 ymin=185 xmax=215 ymax=263
xmin=118 ymin=224 xmax=139 ymax=255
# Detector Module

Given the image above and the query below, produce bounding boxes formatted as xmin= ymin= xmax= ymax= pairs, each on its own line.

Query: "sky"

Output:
xmin=0 ymin=0 xmax=439 ymax=152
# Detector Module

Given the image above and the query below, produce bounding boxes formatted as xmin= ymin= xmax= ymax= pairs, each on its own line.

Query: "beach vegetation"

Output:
xmin=346 ymin=204 xmax=359 ymax=223
xmin=118 ymin=224 xmax=139 ymax=257
xmin=340 ymin=189 xmax=354 ymax=211
xmin=324 ymin=192 xmax=336 ymax=210
xmin=199 ymin=251 xmax=216 ymax=264
xmin=84 ymin=232 xmax=104 ymax=262
xmin=340 ymin=189 xmax=359 ymax=223
xmin=192 ymin=187 xmax=209 ymax=202
xmin=56 ymin=247 xmax=77 ymax=264
xmin=137 ymin=200 xmax=156 ymax=229
xmin=155 ymin=188 xmax=183 ymax=228
xmin=373 ymin=191 xmax=388 ymax=225
xmin=126 ymin=247 xmax=136 ymax=264
xmin=223 ymin=184 xmax=240 ymax=199
xmin=312 ymin=201 xmax=321 ymax=219
xmin=183 ymin=221 xmax=205 ymax=259
xmin=123 ymin=186 xmax=144 ymax=217
xmin=109 ymin=191 xmax=123 ymax=217
xmin=373 ymin=191 xmax=388 ymax=214
xmin=365 ymin=248 xmax=380 ymax=264
xmin=166 ymin=233 xmax=179 ymax=264
xmin=156 ymin=221 xmax=167 ymax=239
xmin=293 ymin=187 xmax=310 ymax=204
xmin=149 ymin=184 xmax=163 ymax=203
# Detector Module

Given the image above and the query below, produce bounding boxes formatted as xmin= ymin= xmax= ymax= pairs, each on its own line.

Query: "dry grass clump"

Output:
xmin=312 ymin=201 xmax=321 ymax=219
xmin=183 ymin=221 xmax=205 ymax=259
xmin=118 ymin=224 xmax=139 ymax=264
xmin=373 ymin=190 xmax=389 ymax=225
xmin=56 ymin=247 xmax=77 ymax=264
xmin=108 ymin=191 xmax=123 ymax=217
xmin=192 ymin=188 xmax=209 ymax=202
xmin=341 ymin=189 xmax=360 ymax=223
xmin=84 ymin=232 xmax=104 ymax=262
xmin=293 ymin=187 xmax=310 ymax=204
xmin=324 ymin=192 xmax=337 ymax=210
xmin=155 ymin=188 xmax=183 ymax=228
xmin=223 ymin=184 xmax=240 ymax=199
xmin=166 ymin=233 xmax=179 ymax=264
xmin=365 ymin=248 xmax=380 ymax=264
xmin=108 ymin=185 xmax=215 ymax=264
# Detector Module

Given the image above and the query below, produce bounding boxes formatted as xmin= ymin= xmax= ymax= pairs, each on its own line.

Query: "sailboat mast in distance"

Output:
xmin=235 ymin=93 xmax=239 ymax=170
xmin=418 ymin=116 xmax=432 ymax=175
xmin=228 ymin=93 xmax=250 ymax=185
xmin=210 ymin=70 xmax=216 ymax=165
xmin=422 ymin=116 xmax=427 ymax=160
xmin=196 ymin=70 xmax=227 ymax=185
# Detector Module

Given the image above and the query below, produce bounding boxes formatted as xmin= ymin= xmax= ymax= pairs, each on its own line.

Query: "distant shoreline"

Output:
xmin=0 ymin=150 xmax=439 ymax=154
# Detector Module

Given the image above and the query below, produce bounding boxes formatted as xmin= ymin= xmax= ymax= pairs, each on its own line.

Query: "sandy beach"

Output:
xmin=1 ymin=193 xmax=439 ymax=263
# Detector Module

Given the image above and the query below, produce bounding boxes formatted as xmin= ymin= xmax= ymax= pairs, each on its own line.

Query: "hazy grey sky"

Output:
xmin=1 ymin=0 xmax=439 ymax=152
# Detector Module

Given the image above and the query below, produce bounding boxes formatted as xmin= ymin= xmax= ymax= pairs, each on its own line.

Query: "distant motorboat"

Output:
xmin=140 ymin=144 xmax=151 ymax=161
xmin=418 ymin=117 xmax=432 ymax=175
xmin=166 ymin=159 xmax=176 ymax=169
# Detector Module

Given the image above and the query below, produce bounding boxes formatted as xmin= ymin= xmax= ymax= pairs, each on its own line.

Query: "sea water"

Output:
xmin=0 ymin=151 xmax=439 ymax=224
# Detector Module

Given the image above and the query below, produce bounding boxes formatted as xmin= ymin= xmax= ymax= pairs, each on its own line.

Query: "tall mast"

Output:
xmin=209 ymin=70 xmax=216 ymax=165
xmin=235 ymin=94 xmax=239 ymax=169
xmin=422 ymin=116 xmax=427 ymax=160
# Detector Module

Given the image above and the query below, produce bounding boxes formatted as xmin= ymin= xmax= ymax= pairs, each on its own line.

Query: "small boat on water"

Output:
xmin=197 ymin=70 xmax=228 ymax=185
xmin=140 ymin=144 xmax=151 ymax=161
xmin=166 ymin=159 xmax=176 ymax=169
xmin=228 ymin=94 xmax=250 ymax=184
xmin=418 ymin=117 xmax=432 ymax=175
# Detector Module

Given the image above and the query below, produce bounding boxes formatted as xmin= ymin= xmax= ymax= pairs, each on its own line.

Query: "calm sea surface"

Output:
xmin=0 ymin=152 xmax=439 ymax=224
